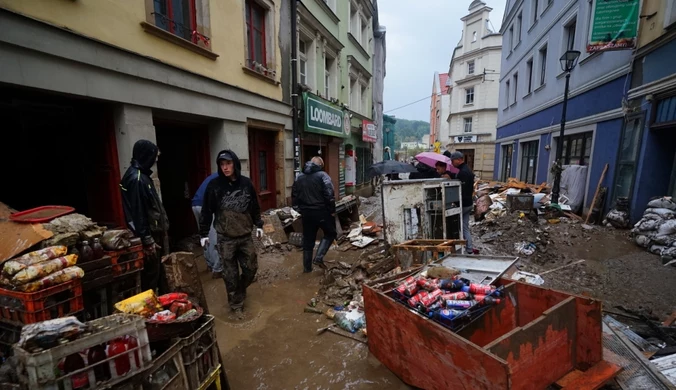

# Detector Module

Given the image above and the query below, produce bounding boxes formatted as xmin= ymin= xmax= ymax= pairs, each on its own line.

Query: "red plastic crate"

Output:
xmin=0 ymin=279 xmax=84 ymax=325
xmin=105 ymin=245 xmax=144 ymax=277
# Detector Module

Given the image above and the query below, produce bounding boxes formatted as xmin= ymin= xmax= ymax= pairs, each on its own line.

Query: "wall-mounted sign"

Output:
xmin=304 ymin=92 xmax=348 ymax=138
xmin=587 ymin=0 xmax=639 ymax=53
xmin=362 ymin=120 xmax=377 ymax=143
xmin=455 ymin=135 xmax=478 ymax=143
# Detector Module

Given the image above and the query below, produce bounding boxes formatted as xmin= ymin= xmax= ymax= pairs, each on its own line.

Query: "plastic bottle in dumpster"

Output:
xmin=436 ymin=309 xmax=466 ymax=322
xmin=416 ymin=278 xmax=439 ymax=291
xmin=92 ymin=238 xmax=104 ymax=260
xmin=87 ymin=344 xmax=111 ymax=382
xmin=395 ymin=277 xmax=419 ymax=297
xmin=440 ymin=292 xmax=470 ymax=301
xmin=419 ymin=300 xmax=444 ymax=317
xmin=108 ymin=337 xmax=131 ymax=377
xmin=439 ymin=278 xmax=465 ymax=291
xmin=444 ymin=300 xmax=476 ymax=310
xmin=415 ymin=289 xmax=443 ymax=309
xmin=63 ymin=353 xmax=89 ymax=389
xmin=461 ymin=283 xmax=495 ymax=295
xmin=475 ymin=296 xmax=501 ymax=307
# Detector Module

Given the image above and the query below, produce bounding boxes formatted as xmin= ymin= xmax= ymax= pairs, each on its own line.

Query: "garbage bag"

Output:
xmin=3 ymin=246 xmax=67 ymax=275
xmin=474 ymin=194 xmax=493 ymax=219
xmin=605 ymin=210 xmax=630 ymax=229
xmin=11 ymin=255 xmax=78 ymax=285
xmin=647 ymin=197 xmax=676 ymax=211
xmin=17 ymin=316 xmax=88 ymax=351
xmin=101 ymin=229 xmax=133 ymax=251
xmin=17 ymin=266 xmax=84 ymax=293
xmin=662 ymin=247 xmax=676 ymax=258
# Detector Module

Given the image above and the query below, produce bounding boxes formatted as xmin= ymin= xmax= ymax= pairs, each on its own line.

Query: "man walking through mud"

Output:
xmin=292 ymin=156 xmax=337 ymax=273
xmin=120 ymin=139 xmax=169 ymax=293
xmin=199 ymin=150 xmax=263 ymax=317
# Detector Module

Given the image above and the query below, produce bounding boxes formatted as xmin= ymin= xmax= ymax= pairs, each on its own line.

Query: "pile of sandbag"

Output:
xmin=631 ymin=197 xmax=676 ymax=259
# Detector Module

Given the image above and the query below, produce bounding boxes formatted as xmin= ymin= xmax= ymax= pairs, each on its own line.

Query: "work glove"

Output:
xmin=200 ymin=237 xmax=209 ymax=247
xmin=256 ymin=228 xmax=264 ymax=239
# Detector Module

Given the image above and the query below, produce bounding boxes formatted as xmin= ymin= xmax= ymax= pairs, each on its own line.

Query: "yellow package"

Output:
xmin=11 ymin=255 xmax=78 ymax=285
xmin=114 ymin=290 xmax=163 ymax=317
xmin=17 ymin=266 xmax=84 ymax=293
xmin=3 ymin=246 xmax=68 ymax=276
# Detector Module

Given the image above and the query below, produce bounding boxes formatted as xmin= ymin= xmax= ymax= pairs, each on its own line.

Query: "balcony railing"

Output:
xmin=151 ymin=12 xmax=211 ymax=47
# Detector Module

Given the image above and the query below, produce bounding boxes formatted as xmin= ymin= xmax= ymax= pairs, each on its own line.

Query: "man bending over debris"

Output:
xmin=199 ymin=150 xmax=264 ymax=317
xmin=292 ymin=156 xmax=337 ymax=273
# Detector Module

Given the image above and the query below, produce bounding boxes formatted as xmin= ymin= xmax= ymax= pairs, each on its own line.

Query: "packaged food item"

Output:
xmin=18 ymin=316 xmax=88 ymax=351
xmin=150 ymin=310 xmax=177 ymax=322
xmin=436 ymin=309 xmax=465 ymax=322
xmin=63 ymin=353 xmax=89 ymax=389
xmin=3 ymin=246 xmax=67 ymax=276
xmin=444 ymin=300 xmax=476 ymax=310
xmin=416 ymin=278 xmax=439 ymax=291
xmin=158 ymin=292 xmax=188 ymax=307
xmin=394 ymin=277 xmax=419 ymax=297
xmin=88 ymin=344 xmax=111 ymax=382
xmin=439 ymin=278 xmax=465 ymax=291
xmin=11 ymin=255 xmax=78 ymax=284
xmin=17 ymin=266 xmax=84 ymax=292
xmin=114 ymin=290 xmax=163 ymax=317
xmin=169 ymin=300 xmax=193 ymax=317
xmin=418 ymin=289 xmax=443 ymax=308
xmin=92 ymin=238 xmax=105 ymax=260
xmin=108 ymin=337 xmax=131 ymax=376
xmin=440 ymin=291 xmax=470 ymax=301
xmin=101 ymin=230 xmax=133 ymax=251
xmin=176 ymin=308 xmax=199 ymax=321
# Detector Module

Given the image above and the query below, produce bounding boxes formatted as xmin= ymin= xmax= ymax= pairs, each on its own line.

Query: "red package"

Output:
xmin=441 ymin=292 xmax=470 ymax=301
xmin=395 ymin=276 xmax=419 ymax=297
xmin=416 ymin=278 xmax=440 ymax=291
xmin=158 ymin=292 xmax=188 ymax=307
xmin=169 ymin=299 xmax=193 ymax=317
xmin=464 ymin=283 xmax=495 ymax=295
xmin=418 ymin=289 xmax=443 ymax=308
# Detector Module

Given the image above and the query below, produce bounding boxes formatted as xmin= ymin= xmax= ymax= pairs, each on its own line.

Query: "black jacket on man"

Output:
xmin=452 ymin=162 xmax=475 ymax=207
xmin=292 ymin=161 xmax=336 ymax=214
xmin=199 ymin=150 xmax=263 ymax=239
xmin=120 ymin=140 xmax=169 ymax=246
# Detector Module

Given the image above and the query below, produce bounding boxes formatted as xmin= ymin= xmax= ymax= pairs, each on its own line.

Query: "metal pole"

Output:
xmin=291 ymin=0 xmax=301 ymax=178
xmin=551 ymin=72 xmax=571 ymax=205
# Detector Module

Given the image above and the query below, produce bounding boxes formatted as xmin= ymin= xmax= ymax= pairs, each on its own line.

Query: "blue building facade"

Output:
xmin=495 ymin=0 xmax=634 ymax=215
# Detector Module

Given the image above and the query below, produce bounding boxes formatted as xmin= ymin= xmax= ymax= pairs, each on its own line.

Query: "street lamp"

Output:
xmin=550 ymin=50 xmax=581 ymax=206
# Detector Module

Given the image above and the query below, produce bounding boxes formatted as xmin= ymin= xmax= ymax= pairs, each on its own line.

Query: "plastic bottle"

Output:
xmin=461 ymin=283 xmax=495 ymax=295
xmin=125 ymin=336 xmax=140 ymax=370
xmin=108 ymin=338 xmax=130 ymax=376
xmin=87 ymin=344 xmax=111 ymax=382
xmin=92 ymin=238 xmax=104 ymax=260
xmin=79 ymin=241 xmax=94 ymax=263
xmin=68 ymin=245 xmax=80 ymax=259
xmin=444 ymin=300 xmax=476 ymax=310
xmin=63 ymin=353 xmax=89 ymax=389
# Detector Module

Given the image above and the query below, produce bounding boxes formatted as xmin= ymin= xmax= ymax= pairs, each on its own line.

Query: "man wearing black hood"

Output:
xmin=292 ymin=156 xmax=336 ymax=272
xmin=199 ymin=150 xmax=263 ymax=316
xmin=119 ymin=139 xmax=169 ymax=293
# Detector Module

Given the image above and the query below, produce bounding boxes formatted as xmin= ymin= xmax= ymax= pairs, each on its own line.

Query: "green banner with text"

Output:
xmin=303 ymin=92 xmax=350 ymax=138
xmin=587 ymin=0 xmax=639 ymax=53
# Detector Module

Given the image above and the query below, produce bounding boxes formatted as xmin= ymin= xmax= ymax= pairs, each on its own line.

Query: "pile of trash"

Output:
xmin=474 ymin=179 xmax=551 ymax=221
xmin=604 ymin=197 xmax=631 ymax=229
xmin=631 ymin=197 xmax=676 ymax=263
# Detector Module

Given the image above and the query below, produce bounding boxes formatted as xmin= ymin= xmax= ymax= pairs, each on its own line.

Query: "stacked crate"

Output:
xmin=105 ymin=246 xmax=144 ymax=313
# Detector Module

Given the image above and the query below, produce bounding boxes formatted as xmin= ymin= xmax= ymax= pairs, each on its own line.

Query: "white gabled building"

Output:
xmin=446 ymin=0 xmax=502 ymax=179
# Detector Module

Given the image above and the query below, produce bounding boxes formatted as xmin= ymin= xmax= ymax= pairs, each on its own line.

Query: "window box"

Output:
xmin=141 ymin=22 xmax=218 ymax=60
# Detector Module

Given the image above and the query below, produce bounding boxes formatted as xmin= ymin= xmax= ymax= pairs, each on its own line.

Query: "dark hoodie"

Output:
xmin=120 ymin=140 xmax=169 ymax=246
xmin=292 ymin=161 xmax=336 ymax=214
xmin=199 ymin=150 xmax=263 ymax=239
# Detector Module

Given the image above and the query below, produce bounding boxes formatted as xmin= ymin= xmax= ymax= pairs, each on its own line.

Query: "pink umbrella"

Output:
xmin=415 ymin=152 xmax=459 ymax=174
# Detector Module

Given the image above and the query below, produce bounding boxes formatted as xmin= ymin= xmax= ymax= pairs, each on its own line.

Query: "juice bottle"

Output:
xmin=63 ymin=353 xmax=89 ymax=389
xmin=108 ymin=338 xmax=130 ymax=376
xmin=92 ymin=238 xmax=105 ymax=260
xmin=124 ymin=336 xmax=140 ymax=369
xmin=80 ymin=241 xmax=94 ymax=263
xmin=87 ymin=344 xmax=111 ymax=382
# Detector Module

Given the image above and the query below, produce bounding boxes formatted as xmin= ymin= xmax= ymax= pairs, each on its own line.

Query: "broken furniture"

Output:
xmin=391 ymin=239 xmax=466 ymax=269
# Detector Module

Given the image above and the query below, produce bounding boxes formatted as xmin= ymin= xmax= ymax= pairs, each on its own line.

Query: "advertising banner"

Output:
xmin=362 ymin=120 xmax=377 ymax=143
xmin=587 ymin=0 xmax=639 ymax=53
xmin=303 ymin=92 xmax=350 ymax=138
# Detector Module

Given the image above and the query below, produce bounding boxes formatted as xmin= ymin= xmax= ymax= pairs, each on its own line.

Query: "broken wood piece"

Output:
xmin=662 ymin=310 xmax=676 ymax=327
xmin=585 ymin=163 xmax=609 ymax=224
xmin=316 ymin=323 xmax=337 ymax=335
xmin=540 ymin=260 xmax=585 ymax=276
xmin=557 ymin=360 xmax=622 ymax=390
xmin=564 ymin=212 xmax=584 ymax=221
xmin=326 ymin=326 xmax=368 ymax=344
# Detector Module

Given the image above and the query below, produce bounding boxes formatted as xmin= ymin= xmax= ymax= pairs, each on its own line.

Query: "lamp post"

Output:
xmin=550 ymin=50 xmax=581 ymax=206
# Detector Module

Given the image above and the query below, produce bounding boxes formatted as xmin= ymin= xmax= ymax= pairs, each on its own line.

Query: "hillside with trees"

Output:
xmin=394 ymin=118 xmax=430 ymax=149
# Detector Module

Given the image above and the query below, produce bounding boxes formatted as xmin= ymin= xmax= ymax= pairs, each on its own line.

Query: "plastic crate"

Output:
xmin=81 ymin=285 xmax=109 ymax=321
xmin=0 ymin=279 xmax=84 ymax=325
xmin=14 ymin=313 xmax=152 ymax=390
xmin=180 ymin=315 xmax=219 ymax=390
xmin=105 ymin=246 xmax=144 ymax=277
xmin=142 ymin=340 xmax=188 ymax=390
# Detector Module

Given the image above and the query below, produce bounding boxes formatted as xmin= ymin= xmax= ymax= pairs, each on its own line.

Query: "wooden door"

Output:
xmin=249 ymin=130 xmax=278 ymax=212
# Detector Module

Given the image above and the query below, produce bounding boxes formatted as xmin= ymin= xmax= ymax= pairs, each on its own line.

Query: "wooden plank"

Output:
xmin=556 ymin=369 xmax=585 ymax=388
xmin=585 ymin=163 xmax=609 ymax=224
xmin=363 ymin=285 xmax=510 ymax=390
xmin=0 ymin=202 xmax=53 ymax=264
xmin=560 ymin=360 xmax=621 ymax=390
xmin=515 ymin=282 xmax=570 ymax=327
xmin=487 ymin=297 xmax=578 ymax=390
xmin=457 ymin=283 xmax=518 ymax=348
xmin=575 ymin=297 xmax=603 ymax=370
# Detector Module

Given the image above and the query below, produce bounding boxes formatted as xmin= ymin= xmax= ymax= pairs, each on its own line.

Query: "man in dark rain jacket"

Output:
xmin=199 ymin=150 xmax=263 ymax=317
xmin=120 ymin=139 xmax=169 ymax=293
xmin=292 ymin=157 xmax=337 ymax=273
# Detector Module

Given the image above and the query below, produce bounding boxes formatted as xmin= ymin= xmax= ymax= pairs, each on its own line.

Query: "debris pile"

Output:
xmin=631 ymin=197 xmax=676 ymax=264
xmin=474 ymin=178 xmax=552 ymax=221
xmin=42 ymin=214 xmax=106 ymax=248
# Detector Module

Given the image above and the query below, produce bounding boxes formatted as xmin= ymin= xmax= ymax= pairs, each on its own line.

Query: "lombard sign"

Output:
xmin=304 ymin=93 xmax=349 ymax=138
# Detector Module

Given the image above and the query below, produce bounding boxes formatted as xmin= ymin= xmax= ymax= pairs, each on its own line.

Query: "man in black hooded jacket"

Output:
xmin=199 ymin=150 xmax=263 ymax=315
xmin=119 ymin=139 xmax=170 ymax=293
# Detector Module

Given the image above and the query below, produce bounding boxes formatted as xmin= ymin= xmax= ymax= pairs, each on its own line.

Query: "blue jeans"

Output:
xmin=193 ymin=206 xmax=223 ymax=273
xmin=462 ymin=206 xmax=473 ymax=252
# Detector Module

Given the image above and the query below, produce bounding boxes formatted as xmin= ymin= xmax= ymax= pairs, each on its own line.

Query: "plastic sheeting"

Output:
xmin=560 ymin=165 xmax=588 ymax=213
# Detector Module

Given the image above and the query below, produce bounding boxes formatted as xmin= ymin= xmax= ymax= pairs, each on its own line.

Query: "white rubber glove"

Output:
xmin=256 ymin=228 xmax=264 ymax=239
xmin=200 ymin=237 xmax=209 ymax=247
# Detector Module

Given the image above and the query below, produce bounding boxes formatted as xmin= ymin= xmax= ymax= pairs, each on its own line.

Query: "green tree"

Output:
xmin=393 ymin=118 xmax=430 ymax=149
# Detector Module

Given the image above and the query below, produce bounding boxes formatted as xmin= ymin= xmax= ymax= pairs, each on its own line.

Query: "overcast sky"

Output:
xmin=380 ymin=0 xmax=505 ymax=122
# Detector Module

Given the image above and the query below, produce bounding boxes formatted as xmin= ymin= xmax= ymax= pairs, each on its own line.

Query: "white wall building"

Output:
xmin=446 ymin=0 xmax=502 ymax=179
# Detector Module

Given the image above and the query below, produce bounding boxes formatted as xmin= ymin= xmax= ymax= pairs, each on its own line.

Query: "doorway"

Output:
xmin=248 ymin=130 xmax=278 ymax=212
xmin=457 ymin=149 xmax=475 ymax=171
xmin=155 ymin=120 xmax=211 ymax=242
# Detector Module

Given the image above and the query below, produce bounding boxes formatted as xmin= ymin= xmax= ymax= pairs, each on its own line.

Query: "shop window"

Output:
xmin=561 ymin=132 xmax=592 ymax=166
xmin=612 ymin=115 xmax=644 ymax=204
xmin=501 ymin=144 xmax=513 ymax=182
xmin=520 ymin=140 xmax=538 ymax=184
xmin=245 ymin=0 xmax=268 ymax=68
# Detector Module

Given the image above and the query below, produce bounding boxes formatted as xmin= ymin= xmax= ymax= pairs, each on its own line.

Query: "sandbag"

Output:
xmin=657 ymin=219 xmax=676 ymax=236
xmin=636 ymin=219 xmax=660 ymax=232
xmin=605 ymin=210 xmax=630 ymax=229
xmin=662 ymin=247 xmax=676 ymax=258
xmin=644 ymin=208 xmax=676 ymax=219
xmin=652 ymin=234 xmax=676 ymax=246
xmin=647 ymin=197 xmax=676 ymax=211
xmin=649 ymin=245 xmax=666 ymax=255
xmin=635 ymin=234 xmax=652 ymax=248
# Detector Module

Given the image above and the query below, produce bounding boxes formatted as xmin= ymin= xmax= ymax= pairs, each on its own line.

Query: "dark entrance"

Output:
xmin=248 ymin=130 xmax=278 ymax=212
xmin=155 ymin=119 xmax=210 ymax=243
xmin=457 ymin=149 xmax=475 ymax=171
xmin=520 ymin=141 xmax=539 ymax=184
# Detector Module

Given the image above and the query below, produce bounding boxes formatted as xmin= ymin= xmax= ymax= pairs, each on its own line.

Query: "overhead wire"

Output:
xmin=384 ymin=93 xmax=442 ymax=114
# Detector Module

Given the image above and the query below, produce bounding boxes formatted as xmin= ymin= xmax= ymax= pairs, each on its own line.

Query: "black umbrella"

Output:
xmin=368 ymin=160 xmax=419 ymax=178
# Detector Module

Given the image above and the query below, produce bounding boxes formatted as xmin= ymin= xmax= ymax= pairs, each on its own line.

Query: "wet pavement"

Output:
xmin=199 ymin=249 xmax=409 ymax=390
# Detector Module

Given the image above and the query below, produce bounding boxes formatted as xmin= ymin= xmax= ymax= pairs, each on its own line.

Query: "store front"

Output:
xmin=345 ymin=118 xmax=376 ymax=197
xmin=302 ymin=92 xmax=350 ymax=199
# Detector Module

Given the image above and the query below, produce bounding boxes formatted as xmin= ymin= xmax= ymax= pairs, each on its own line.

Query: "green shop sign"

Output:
xmin=587 ymin=0 xmax=639 ymax=53
xmin=303 ymin=92 xmax=350 ymax=138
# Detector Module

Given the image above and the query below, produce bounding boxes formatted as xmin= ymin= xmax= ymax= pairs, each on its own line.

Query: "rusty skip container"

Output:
xmin=364 ymin=274 xmax=606 ymax=390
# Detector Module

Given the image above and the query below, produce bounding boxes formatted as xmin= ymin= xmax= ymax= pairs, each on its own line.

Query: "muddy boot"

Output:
xmin=303 ymin=250 xmax=313 ymax=273
xmin=313 ymin=238 xmax=331 ymax=269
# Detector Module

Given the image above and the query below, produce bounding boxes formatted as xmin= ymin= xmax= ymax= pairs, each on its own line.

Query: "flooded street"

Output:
xmin=199 ymin=249 xmax=408 ymax=390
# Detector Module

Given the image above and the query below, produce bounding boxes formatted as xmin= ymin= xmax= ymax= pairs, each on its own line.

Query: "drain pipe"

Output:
xmin=291 ymin=0 xmax=301 ymax=178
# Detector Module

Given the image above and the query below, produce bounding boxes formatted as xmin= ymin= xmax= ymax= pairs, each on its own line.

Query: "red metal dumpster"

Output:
xmin=364 ymin=278 xmax=606 ymax=390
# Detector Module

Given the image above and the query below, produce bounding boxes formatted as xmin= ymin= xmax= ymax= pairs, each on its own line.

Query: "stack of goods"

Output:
xmin=114 ymin=290 xmax=202 ymax=323
xmin=631 ymin=197 xmax=676 ymax=259
xmin=42 ymin=214 xmax=106 ymax=248
xmin=0 ymin=246 xmax=84 ymax=292
xmin=392 ymin=268 xmax=502 ymax=330
xmin=100 ymin=230 xmax=139 ymax=251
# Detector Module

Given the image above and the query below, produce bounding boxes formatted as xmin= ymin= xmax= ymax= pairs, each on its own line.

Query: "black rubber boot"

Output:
xmin=313 ymin=238 xmax=332 ymax=268
xmin=303 ymin=250 xmax=313 ymax=273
